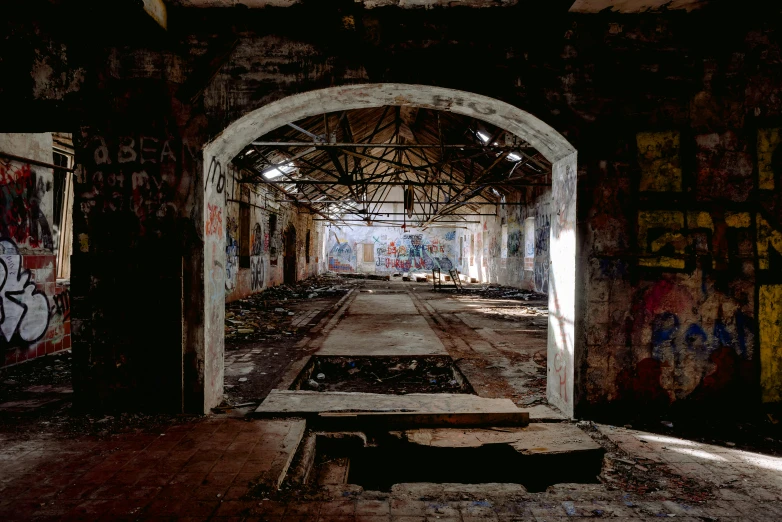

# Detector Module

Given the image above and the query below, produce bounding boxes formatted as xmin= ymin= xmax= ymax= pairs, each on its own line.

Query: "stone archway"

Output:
xmin=203 ymin=84 xmax=578 ymax=416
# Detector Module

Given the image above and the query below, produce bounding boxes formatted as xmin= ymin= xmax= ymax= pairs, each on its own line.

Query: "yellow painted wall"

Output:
xmin=760 ymin=284 xmax=782 ymax=403
xmin=636 ymin=131 xmax=682 ymax=192
xmin=757 ymin=128 xmax=779 ymax=191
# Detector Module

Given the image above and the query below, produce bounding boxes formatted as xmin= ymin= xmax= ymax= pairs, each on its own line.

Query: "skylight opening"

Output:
xmin=263 ymin=162 xmax=296 ymax=179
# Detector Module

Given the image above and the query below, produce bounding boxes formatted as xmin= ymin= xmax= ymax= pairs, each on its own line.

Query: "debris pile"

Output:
xmin=467 ymin=285 xmax=548 ymax=301
xmin=292 ymin=356 xmax=474 ymax=394
xmin=225 ymin=273 xmax=352 ymax=342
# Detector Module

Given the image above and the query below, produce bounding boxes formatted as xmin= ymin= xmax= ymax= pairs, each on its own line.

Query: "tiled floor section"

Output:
xmin=1 ymin=418 xmax=781 ymax=520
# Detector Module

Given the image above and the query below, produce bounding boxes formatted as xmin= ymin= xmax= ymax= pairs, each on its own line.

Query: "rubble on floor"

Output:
xmin=225 ymin=272 xmax=352 ymax=342
xmin=579 ymin=420 xmax=714 ymax=502
xmin=462 ymin=285 xmax=548 ymax=302
xmin=292 ymin=356 xmax=474 ymax=394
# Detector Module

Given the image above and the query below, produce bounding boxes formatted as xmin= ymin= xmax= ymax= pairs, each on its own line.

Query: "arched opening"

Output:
xmin=204 ymin=84 xmax=577 ymax=417
xmin=283 ymin=224 xmax=297 ymax=286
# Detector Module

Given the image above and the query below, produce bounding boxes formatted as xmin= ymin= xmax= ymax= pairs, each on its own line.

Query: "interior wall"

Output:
xmin=457 ymin=187 xmax=553 ymax=292
xmin=325 ymin=225 xmax=457 ymax=275
xmin=223 ymin=171 xmax=322 ymax=302
xmin=0 ymin=133 xmax=71 ymax=368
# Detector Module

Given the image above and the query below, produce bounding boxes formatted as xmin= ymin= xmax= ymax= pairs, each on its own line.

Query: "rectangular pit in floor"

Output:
xmin=292 ymin=429 xmax=604 ymax=493
xmin=290 ymin=356 xmax=475 ymax=394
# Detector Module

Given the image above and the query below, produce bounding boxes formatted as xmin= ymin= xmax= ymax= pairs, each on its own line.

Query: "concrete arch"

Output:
xmin=202 ymin=84 xmax=578 ymax=417
xmin=205 ymin=84 xmax=575 ymax=167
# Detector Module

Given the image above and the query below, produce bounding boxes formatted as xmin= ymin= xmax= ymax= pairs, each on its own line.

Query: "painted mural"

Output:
xmin=326 ymin=227 xmax=457 ymax=274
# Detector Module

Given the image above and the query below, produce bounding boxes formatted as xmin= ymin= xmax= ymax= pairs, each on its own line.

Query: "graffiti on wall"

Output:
xmin=251 ymin=256 xmax=265 ymax=291
xmin=251 ymin=222 xmax=264 ymax=256
xmin=51 ymin=288 xmax=70 ymax=321
xmin=534 ymin=213 xmax=551 ymax=293
xmin=0 ymin=239 xmax=49 ymax=344
xmin=328 ymin=232 xmax=353 ymax=273
xmin=326 ymin=229 xmax=457 ymax=274
xmin=603 ymin=130 xmax=782 ymax=406
xmin=77 ymin=135 xmax=200 ymax=242
xmin=508 ymin=227 xmax=521 ymax=257
xmin=206 ymin=203 xmax=223 ymax=237
xmin=376 ymin=233 xmax=455 ymax=272
xmin=225 ymin=216 xmax=238 ymax=292
xmin=0 ymin=161 xmax=53 ymax=251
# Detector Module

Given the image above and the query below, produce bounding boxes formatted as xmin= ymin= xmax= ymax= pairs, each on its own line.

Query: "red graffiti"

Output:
xmin=0 ymin=161 xmax=53 ymax=250
xmin=205 ymin=203 xmax=223 ymax=237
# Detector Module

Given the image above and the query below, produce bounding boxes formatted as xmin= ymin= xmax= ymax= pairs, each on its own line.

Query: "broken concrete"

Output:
xmin=392 ymin=424 xmax=602 ymax=456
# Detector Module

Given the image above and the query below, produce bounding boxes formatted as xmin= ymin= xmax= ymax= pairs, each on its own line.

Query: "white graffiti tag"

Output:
xmin=0 ymin=240 xmax=50 ymax=343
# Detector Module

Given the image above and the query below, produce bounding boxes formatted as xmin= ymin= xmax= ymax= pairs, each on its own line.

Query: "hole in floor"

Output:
xmin=304 ymin=433 xmax=604 ymax=492
xmin=291 ymin=356 xmax=474 ymax=394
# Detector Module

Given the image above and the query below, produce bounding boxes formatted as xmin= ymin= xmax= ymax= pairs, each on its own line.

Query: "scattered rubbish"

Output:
xmin=238 ymin=377 xmax=248 ymax=382
xmin=306 ymin=379 xmax=323 ymax=391
xmin=725 ymin=442 xmax=735 ymax=447
xmin=661 ymin=421 xmax=673 ymax=428
xmin=291 ymin=356 xmax=473 ymax=394
xmin=224 ymin=273 xmax=352 ymax=342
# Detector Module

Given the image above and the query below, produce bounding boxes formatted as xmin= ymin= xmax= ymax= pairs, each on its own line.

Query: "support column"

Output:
xmin=71 ymin=96 xmax=208 ymax=412
xmin=547 ymin=152 xmax=577 ymax=417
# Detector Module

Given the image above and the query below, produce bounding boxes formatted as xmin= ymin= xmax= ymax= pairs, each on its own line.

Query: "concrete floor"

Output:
xmin=318 ymin=292 xmax=448 ymax=357
xmin=307 ymin=280 xmax=550 ymax=413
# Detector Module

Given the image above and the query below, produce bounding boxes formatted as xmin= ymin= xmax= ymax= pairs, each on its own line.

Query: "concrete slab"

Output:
xmin=262 ymin=418 xmax=307 ymax=489
xmin=318 ymin=315 xmax=447 ymax=356
xmin=257 ymin=390 xmax=524 ymax=415
xmin=526 ymin=404 xmax=567 ymax=421
xmin=393 ymin=423 xmax=601 ymax=455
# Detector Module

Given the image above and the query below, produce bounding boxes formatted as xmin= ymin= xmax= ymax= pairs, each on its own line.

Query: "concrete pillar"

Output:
xmin=71 ymin=91 xmax=208 ymax=413
xmin=546 ymin=152 xmax=577 ymax=417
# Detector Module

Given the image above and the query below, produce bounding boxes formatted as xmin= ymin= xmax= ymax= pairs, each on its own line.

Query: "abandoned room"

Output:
xmin=1 ymin=0 xmax=782 ymax=520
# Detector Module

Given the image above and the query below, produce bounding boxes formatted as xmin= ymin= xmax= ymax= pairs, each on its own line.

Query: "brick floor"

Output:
xmin=1 ymin=418 xmax=781 ymax=520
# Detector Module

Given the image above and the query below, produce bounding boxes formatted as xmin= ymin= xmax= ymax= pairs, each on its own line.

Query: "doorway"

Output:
xmin=284 ymin=224 xmax=297 ymax=286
